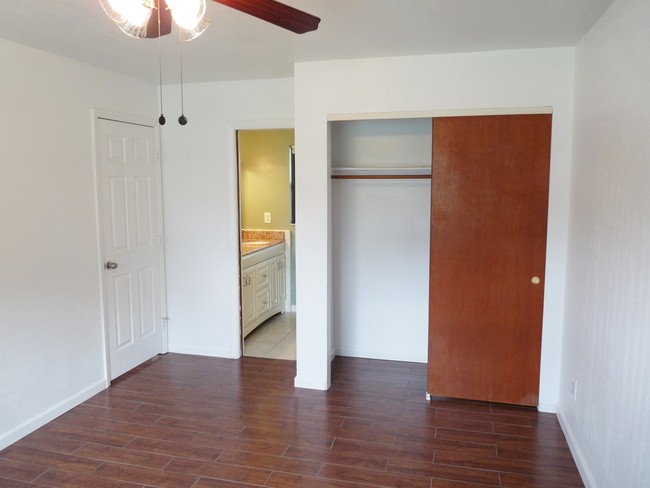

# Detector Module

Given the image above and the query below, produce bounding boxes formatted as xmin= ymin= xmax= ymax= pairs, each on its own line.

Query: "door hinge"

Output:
xmin=161 ymin=317 xmax=169 ymax=328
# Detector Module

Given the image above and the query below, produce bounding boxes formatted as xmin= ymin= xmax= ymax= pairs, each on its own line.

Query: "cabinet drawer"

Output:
xmin=255 ymin=262 xmax=270 ymax=291
xmin=256 ymin=288 xmax=270 ymax=317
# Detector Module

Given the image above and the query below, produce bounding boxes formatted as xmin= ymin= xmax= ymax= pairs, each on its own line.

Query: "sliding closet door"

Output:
xmin=427 ymin=114 xmax=551 ymax=406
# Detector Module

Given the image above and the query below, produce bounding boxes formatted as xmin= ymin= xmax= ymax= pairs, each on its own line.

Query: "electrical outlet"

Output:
xmin=571 ymin=379 xmax=578 ymax=401
xmin=264 ymin=212 xmax=271 ymax=224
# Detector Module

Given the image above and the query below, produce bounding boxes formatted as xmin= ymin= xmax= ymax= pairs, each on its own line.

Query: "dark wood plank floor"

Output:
xmin=0 ymin=354 xmax=583 ymax=487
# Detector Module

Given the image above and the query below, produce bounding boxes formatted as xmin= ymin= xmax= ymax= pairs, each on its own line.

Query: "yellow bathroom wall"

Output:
xmin=239 ymin=129 xmax=294 ymax=230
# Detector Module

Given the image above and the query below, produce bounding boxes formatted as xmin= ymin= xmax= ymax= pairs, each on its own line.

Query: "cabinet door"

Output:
xmin=241 ymin=268 xmax=256 ymax=332
xmin=269 ymin=256 xmax=278 ymax=307
xmin=275 ymin=255 xmax=286 ymax=306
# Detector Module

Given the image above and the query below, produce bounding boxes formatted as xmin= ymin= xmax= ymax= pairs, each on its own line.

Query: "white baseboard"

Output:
xmin=0 ymin=379 xmax=107 ymax=450
xmin=294 ymin=375 xmax=329 ymax=390
xmin=557 ymin=408 xmax=596 ymax=488
xmin=537 ymin=401 xmax=557 ymax=413
xmin=168 ymin=344 xmax=234 ymax=358
xmin=335 ymin=348 xmax=427 ymax=364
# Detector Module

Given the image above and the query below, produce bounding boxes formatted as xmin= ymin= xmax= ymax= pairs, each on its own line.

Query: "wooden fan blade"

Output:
xmin=212 ymin=0 xmax=320 ymax=34
xmin=146 ymin=0 xmax=173 ymax=38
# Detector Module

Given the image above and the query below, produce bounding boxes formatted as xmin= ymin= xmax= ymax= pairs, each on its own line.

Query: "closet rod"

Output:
xmin=331 ymin=166 xmax=431 ymax=180
xmin=331 ymin=174 xmax=431 ymax=180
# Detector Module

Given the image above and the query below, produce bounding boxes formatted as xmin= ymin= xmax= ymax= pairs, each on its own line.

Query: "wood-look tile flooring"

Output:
xmin=0 ymin=354 xmax=583 ymax=487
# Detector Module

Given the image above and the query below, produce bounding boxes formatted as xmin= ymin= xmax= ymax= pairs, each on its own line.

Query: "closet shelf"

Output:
xmin=331 ymin=167 xmax=431 ymax=180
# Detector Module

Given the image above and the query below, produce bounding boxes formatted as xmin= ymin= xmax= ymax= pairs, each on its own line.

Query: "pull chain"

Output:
xmin=157 ymin=0 xmax=166 ymax=125
xmin=178 ymin=29 xmax=187 ymax=125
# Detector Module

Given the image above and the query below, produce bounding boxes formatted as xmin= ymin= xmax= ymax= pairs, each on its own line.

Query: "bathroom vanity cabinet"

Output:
xmin=241 ymin=242 xmax=286 ymax=338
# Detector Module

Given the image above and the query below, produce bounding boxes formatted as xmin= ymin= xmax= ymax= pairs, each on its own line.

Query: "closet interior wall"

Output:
xmin=330 ymin=118 xmax=432 ymax=363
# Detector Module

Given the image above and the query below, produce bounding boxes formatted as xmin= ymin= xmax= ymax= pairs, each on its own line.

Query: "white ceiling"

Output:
xmin=0 ymin=0 xmax=614 ymax=84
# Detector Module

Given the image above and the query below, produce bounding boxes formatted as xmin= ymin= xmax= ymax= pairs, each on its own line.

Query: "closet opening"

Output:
xmin=330 ymin=118 xmax=432 ymax=364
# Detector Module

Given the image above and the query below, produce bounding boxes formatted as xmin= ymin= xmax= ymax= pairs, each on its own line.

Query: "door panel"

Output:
xmin=138 ymin=266 xmax=156 ymax=337
xmin=114 ymin=273 xmax=134 ymax=349
xmin=135 ymin=176 xmax=153 ymax=247
xmin=98 ymin=118 xmax=164 ymax=380
xmin=109 ymin=177 xmax=129 ymax=252
xmin=427 ymin=114 xmax=551 ymax=406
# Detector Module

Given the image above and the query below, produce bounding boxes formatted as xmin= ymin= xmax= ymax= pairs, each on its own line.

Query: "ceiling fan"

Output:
xmin=101 ymin=0 xmax=319 ymax=125
xmin=100 ymin=0 xmax=321 ymax=41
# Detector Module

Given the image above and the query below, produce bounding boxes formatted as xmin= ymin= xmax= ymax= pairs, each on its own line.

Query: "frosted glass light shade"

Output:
xmin=99 ymin=0 xmax=153 ymax=27
xmin=181 ymin=16 xmax=210 ymax=41
xmin=116 ymin=18 xmax=150 ymax=38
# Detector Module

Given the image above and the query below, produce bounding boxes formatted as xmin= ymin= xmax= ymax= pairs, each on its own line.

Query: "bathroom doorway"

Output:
xmin=237 ymin=129 xmax=296 ymax=360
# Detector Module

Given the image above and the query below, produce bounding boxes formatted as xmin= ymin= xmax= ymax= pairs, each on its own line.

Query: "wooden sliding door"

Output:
xmin=427 ymin=114 xmax=551 ymax=406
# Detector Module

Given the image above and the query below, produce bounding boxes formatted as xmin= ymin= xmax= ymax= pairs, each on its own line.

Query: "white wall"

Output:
xmin=559 ymin=0 xmax=650 ymax=485
xmin=331 ymin=119 xmax=432 ymax=362
xmin=295 ymin=48 xmax=575 ymax=410
xmin=0 ymin=39 xmax=156 ymax=448
xmin=160 ymin=78 xmax=293 ymax=359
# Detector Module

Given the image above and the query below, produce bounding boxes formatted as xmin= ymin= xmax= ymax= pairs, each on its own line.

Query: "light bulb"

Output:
xmin=166 ymin=0 xmax=206 ymax=30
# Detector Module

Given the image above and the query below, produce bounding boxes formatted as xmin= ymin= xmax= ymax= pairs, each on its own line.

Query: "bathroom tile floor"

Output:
xmin=244 ymin=312 xmax=296 ymax=360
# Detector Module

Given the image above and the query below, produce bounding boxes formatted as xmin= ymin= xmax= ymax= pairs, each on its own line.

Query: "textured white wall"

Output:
xmin=295 ymin=48 xmax=575 ymax=410
xmin=159 ymin=78 xmax=293 ymax=359
xmin=0 ymin=39 xmax=156 ymax=448
xmin=559 ymin=0 xmax=650 ymax=485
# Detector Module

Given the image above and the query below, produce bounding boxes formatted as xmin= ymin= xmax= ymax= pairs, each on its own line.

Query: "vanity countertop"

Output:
xmin=242 ymin=240 xmax=283 ymax=256
xmin=241 ymin=230 xmax=285 ymax=257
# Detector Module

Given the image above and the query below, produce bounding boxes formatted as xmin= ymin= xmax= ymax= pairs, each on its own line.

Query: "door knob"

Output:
xmin=531 ymin=276 xmax=541 ymax=285
xmin=105 ymin=261 xmax=118 ymax=270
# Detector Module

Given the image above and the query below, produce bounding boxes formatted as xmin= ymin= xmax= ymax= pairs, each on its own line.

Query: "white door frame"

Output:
xmin=226 ymin=119 xmax=294 ymax=358
xmin=92 ymin=109 xmax=169 ymax=384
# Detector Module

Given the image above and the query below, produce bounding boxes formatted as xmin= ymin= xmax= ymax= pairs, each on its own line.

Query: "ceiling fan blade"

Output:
xmin=146 ymin=0 xmax=173 ymax=38
xmin=212 ymin=0 xmax=320 ymax=34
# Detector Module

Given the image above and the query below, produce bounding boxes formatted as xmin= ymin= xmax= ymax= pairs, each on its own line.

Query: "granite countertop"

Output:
xmin=241 ymin=230 xmax=285 ymax=256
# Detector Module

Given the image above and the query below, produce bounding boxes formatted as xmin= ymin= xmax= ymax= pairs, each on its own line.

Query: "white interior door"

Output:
xmin=97 ymin=116 xmax=165 ymax=380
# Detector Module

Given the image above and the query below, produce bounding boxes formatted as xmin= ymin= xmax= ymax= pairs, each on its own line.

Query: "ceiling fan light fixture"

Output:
xmin=165 ymin=0 xmax=207 ymax=31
